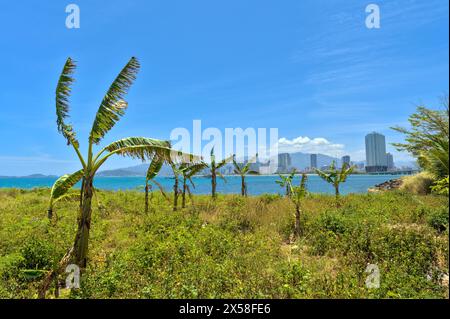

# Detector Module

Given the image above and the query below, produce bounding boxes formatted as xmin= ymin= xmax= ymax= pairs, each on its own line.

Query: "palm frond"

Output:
xmin=299 ymin=173 xmax=308 ymax=194
xmin=49 ymin=169 xmax=84 ymax=207
xmin=56 ymin=58 xmax=79 ymax=147
xmin=232 ymin=157 xmax=243 ymax=174
xmin=89 ymin=57 xmax=140 ymax=144
xmin=53 ymin=192 xmax=81 ymax=205
xmin=188 ymin=177 xmax=196 ymax=189
xmin=146 ymin=155 xmax=164 ymax=182
xmin=103 ymin=137 xmax=173 ymax=161
xmin=339 ymin=164 xmax=355 ymax=183
xmin=217 ymin=155 xmax=233 ymax=169
xmin=186 ymin=162 xmax=208 ymax=178
xmin=210 ymin=147 xmax=216 ymax=166
xmin=171 ymin=163 xmax=182 ymax=177
xmin=315 ymin=168 xmax=332 ymax=183
xmin=217 ymin=171 xmax=227 ymax=182
xmin=150 ymin=179 xmax=170 ymax=202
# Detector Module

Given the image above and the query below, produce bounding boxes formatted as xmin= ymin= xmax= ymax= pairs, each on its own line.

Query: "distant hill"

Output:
xmin=97 ymin=164 xmax=174 ymax=177
xmin=0 ymin=174 xmax=58 ymax=178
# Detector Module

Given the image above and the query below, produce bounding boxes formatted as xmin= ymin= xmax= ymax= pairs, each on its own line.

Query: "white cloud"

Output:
xmin=277 ymin=136 xmax=345 ymax=157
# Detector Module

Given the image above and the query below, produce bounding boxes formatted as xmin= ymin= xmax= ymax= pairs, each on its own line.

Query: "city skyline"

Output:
xmin=0 ymin=130 xmax=415 ymax=177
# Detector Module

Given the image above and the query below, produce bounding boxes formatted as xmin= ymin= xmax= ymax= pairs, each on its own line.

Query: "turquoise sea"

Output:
xmin=0 ymin=174 xmax=403 ymax=195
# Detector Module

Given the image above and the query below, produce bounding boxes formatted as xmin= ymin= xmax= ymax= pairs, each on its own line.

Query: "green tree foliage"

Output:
xmin=179 ymin=162 xmax=208 ymax=208
xmin=232 ymin=154 xmax=259 ymax=196
xmin=170 ymin=162 xmax=208 ymax=210
xmin=275 ymin=169 xmax=297 ymax=197
xmin=144 ymin=156 xmax=168 ymax=213
xmin=431 ymin=176 xmax=449 ymax=197
xmin=315 ymin=162 xmax=355 ymax=206
xmin=205 ymin=148 xmax=233 ymax=198
xmin=392 ymin=97 xmax=449 ymax=183
xmin=288 ymin=173 xmax=308 ymax=238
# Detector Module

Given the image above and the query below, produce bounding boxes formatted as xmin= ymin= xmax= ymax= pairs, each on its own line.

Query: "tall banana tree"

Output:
xmin=206 ymin=148 xmax=233 ymax=198
xmin=232 ymin=154 xmax=259 ymax=196
xmin=179 ymin=162 xmax=208 ymax=208
xmin=170 ymin=164 xmax=182 ymax=211
xmin=315 ymin=161 xmax=355 ymax=206
xmin=47 ymin=57 xmax=189 ymax=271
xmin=289 ymin=173 xmax=308 ymax=238
xmin=144 ymin=156 xmax=168 ymax=213
xmin=275 ymin=169 xmax=297 ymax=197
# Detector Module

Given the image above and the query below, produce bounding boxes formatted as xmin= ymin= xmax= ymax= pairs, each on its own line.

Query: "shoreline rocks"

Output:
xmin=368 ymin=178 xmax=403 ymax=193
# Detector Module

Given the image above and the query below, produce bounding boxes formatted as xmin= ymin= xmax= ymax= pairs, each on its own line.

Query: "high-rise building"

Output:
xmin=310 ymin=154 xmax=318 ymax=169
xmin=365 ymin=132 xmax=388 ymax=172
xmin=249 ymin=153 xmax=260 ymax=173
xmin=386 ymin=153 xmax=395 ymax=170
xmin=278 ymin=153 xmax=291 ymax=172
xmin=342 ymin=155 xmax=351 ymax=167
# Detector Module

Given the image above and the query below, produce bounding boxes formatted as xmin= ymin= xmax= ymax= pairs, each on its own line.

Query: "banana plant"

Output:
xmin=170 ymin=164 xmax=182 ymax=211
xmin=275 ymin=169 xmax=297 ymax=197
xmin=46 ymin=57 xmax=190 ymax=273
xmin=179 ymin=162 xmax=208 ymax=208
xmin=144 ymin=155 xmax=169 ymax=213
xmin=289 ymin=173 xmax=308 ymax=238
xmin=47 ymin=170 xmax=83 ymax=219
xmin=232 ymin=154 xmax=259 ymax=196
xmin=206 ymin=148 xmax=233 ymax=199
xmin=315 ymin=161 xmax=355 ymax=206
xmin=48 ymin=173 xmax=106 ymax=221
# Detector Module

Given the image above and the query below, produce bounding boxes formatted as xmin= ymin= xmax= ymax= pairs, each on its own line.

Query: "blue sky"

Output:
xmin=0 ymin=0 xmax=448 ymax=175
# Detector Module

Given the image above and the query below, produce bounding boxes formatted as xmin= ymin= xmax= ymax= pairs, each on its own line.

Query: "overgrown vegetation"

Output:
xmin=400 ymin=172 xmax=436 ymax=195
xmin=0 ymin=188 xmax=448 ymax=299
xmin=392 ymin=96 xmax=449 ymax=195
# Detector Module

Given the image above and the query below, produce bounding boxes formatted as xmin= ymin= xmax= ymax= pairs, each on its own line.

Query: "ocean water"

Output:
xmin=0 ymin=174 xmax=403 ymax=195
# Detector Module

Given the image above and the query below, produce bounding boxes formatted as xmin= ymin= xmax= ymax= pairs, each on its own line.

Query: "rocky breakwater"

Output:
xmin=368 ymin=178 xmax=403 ymax=193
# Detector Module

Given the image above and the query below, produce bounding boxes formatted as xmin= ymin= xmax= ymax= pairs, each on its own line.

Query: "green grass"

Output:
xmin=0 ymin=188 xmax=448 ymax=299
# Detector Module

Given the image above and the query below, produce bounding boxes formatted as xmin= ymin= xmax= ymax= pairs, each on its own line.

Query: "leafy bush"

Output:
xmin=427 ymin=208 xmax=449 ymax=233
xmin=431 ymin=176 xmax=449 ymax=196
xmin=400 ymin=172 xmax=435 ymax=195
xmin=317 ymin=212 xmax=350 ymax=235
xmin=18 ymin=239 xmax=56 ymax=271
xmin=258 ymin=193 xmax=283 ymax=204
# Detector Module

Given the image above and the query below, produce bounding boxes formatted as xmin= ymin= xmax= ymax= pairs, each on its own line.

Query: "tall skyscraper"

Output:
xmin=342 ymin=155 xmax=351 ymax=166
xmin=386 ymin=152 xmax=395 ymax=170
xmin=365 ymin=132 xmax=388 ymax=172
xmin=278 ymin=153 xmax=291 ymax=172
xmin=310 ymin=154 xmax=318 ymax=169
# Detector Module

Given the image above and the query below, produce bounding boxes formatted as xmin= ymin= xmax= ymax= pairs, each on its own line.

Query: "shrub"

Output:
xmin=427 ymin=208 xmax=449 ymax=233
xmin=400 ymin=172 xmax=435 ymax=195
xmin=316 ymin=212 xmax=350 ymax=235
xmin=279 ymin=261 xmax=311 ymax=298
xmin=431 ymin=176 xmax=449 ymax=196
xmin=258 ymin=193 xmax=282 ymax=205
xmin=18 ymin=239 xmax=56 ymax=271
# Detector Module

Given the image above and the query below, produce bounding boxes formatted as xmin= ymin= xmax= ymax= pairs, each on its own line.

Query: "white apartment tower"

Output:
xmin=365 ymin=132 xmax=388 ymax=172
